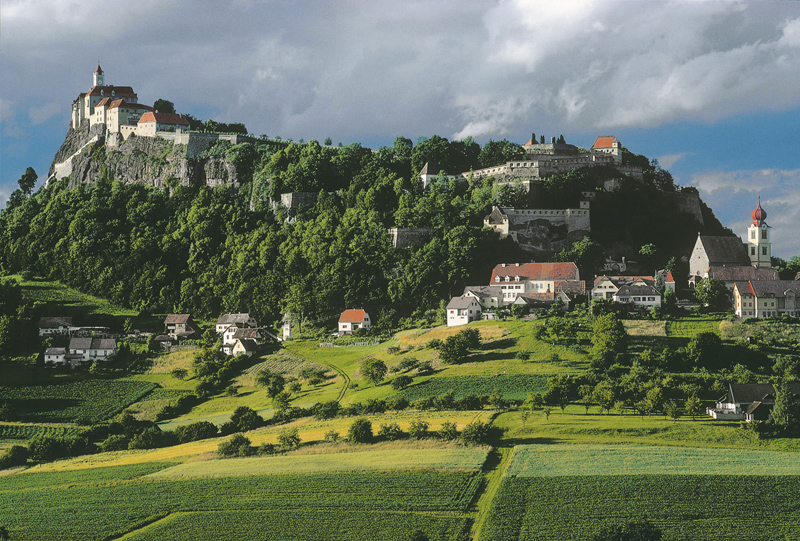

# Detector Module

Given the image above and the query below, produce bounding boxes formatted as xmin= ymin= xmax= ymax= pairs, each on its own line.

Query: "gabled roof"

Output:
xmin=217 ymin=313 xmax=253 ymax=325
xmin=232 ymin=328 xmax=260 ymax=340
xmin=463 ymin=285 xmax=503 ymax=298
xmin=69 ymin=338 xmax=116 ymax=350
xmin=339 ymin=309 xmax=368 ymax=323
xmin=490 ymin=262 xmax=580 ymax=283
xmin=39 ymin=317 xmax=73 ymax=328
xmin=138 ymin=112 xmax=189 ymax=126
xmin=108 ymin=99 xmax=153 ymax=111
xmin=484 ymin=206 xmax=507 ymax=225
xmin=555 ymin=280 xmax=586 ymax=294
xmin=446 ymin=296 xmax=480 ymax=310
xmin=235 ymin=339 xmax=259 ymax=352
xmin=748 ymin=280 xmax=800 ymax=298
xmin=87 ymin=85 xmax=138 ymax=99
xmin=728 ymin=383 xmax=800 ymax=404
xmin=708 ymin=266 xmax=779 ymax=282
xmin=45 ymin=348 xmax=66 ymax=355
xmin=165 ymin=314 xmax=192 ymax=325
xmin=419 ymin=161 xmax=443 ymax=176
xmin=69 ymin=338 xmax=93 ymax=350
xmin=591 ymin=135 xmax=617 ymax=149
xmin=697 ymin=236 xmax=750 ymax=266
xmin=95 ymin=97 xmax=111 ymax=109
xmin=154 ymin=335 xmax=174 ymax=342
xmin=615 ymin=284 xmax=660 ymax=297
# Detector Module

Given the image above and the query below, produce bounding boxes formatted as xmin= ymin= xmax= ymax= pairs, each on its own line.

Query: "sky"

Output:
xmin=1 ymin=0 xmax=799 ymax=257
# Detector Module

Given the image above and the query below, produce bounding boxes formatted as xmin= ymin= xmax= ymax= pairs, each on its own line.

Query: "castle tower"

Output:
xmin=93 ymin=64 xmax=105 ymax=87
xmin=747 ymin=199 xmax=771 ymax=268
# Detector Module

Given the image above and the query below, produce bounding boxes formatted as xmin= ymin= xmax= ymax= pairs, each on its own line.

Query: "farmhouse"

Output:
xmin=592 ymin=276 xmax=662 ymax=308
xmin=216 ymin=313 xmax=258 ymax=334
xmin=338 ymin=309 xmax=370 ymax=336
xmin=44 ymin=347 xmax=66 ymax=365
xmin=67 ymin=338 xmax=117 ymax=362
xmin=446 ymin=296 xmax=482 ymax=327
xmin=38 ymin=317 xmax=77 ymax=337
xmin=223 ymin=326 xmax=262 ymax=346
xmin=164 ymin=314 xmax=199 ymax=339
xmin=708 ymin=383 xmax=800 ymax=421
xmin=462 ymin=285 xmax=503 ymax=311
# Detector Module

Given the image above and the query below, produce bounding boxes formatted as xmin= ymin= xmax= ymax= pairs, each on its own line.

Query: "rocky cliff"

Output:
xmin=49 ymin=123 xmax=240 ymax=189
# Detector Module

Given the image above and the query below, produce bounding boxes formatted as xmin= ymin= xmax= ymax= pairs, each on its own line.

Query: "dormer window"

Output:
xmin=514 ymin=276 xmax=520 ymax=282
xmin=504 ymin=276 xmax=510 ymax=282
xmin=495 ymin=276 xmax=500 ymax=283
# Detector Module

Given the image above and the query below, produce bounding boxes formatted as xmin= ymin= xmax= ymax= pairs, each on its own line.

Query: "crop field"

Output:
xmin=146 ymin=350 xmax=196 ymax=375
xmin=401 ymin=375 xmax=548 ymax=402
xmin=622 ymin=320 xmax=667 ymax=336
xmin=0 ymin=462 xmax=176 ymax=491
xmin=479 ymin=444 xmax=800 ymax=541
xmin=720 ymin=318 xmax=800 ymax=343
xmin=239 ymin=350 xmax=334 ymax=383
xmin=0 ymin=454 xmax=483 ymax=541
xmin=147 ymin=447 xmax=489 ymax=479
xmin=0 ymin=423 xmax=82 ymax=443
xmin=0 ymin=379 xmax=157 ymax=422
xmin=665 ymin=317 xmax=723 ymax=338
xmin=13 ymin=276 xmax=137 ymax=317
xmin=127 ymin=509 xmax=471 ymax=541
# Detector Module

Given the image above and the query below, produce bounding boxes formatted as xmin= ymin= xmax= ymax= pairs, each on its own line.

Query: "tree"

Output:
xmin=554 ymin=236 xmax=604 ymax=278
xmin=771 ymin=380 xmax=800 ymax=433
xmin=686 ymin=332 xmax=723 ymax=369
xmin=229 ymin=406 xmax=263 ymax=432
xmin=542 ymin=406 xmax=552 ymax=420
xmin=266 ymin=374 xmax=286 ymax=398
xmin=439 ymin=421 xmax=458 ymax=440
xmin=272 ymin=390 xmax=292 ymax=412
xmin=664 ymin=400 xmax=681 ymax=422
xmin=278 ymin=427 xmax=301 ymax=449
xmin=408 ymin=420 xmax=429 ymax=439
xmin=593 ymin=381 xmax=616 ymax=414
xmin=460 ymin=420 xmax=491 ymax=445
xmin=171 ymin=368 xmax=188 ymax=380
xmin=17 ymin=167 xmax=37 ymax=195
xmin=590 ymin=313 xmax=627 ymax=370
xmin=439 ymin=332 xmax=470 ymax=364
xmin=348 ymin=418 xmax=373 ymax=443
xmin=153 ymin=99 xmax=176 ymax=114
xmin=685 ymin=394 xmax=702 ymax=420
xmin=392 ymin=375 xmax=414 ymax=390
xmin=0 ymin=525 xmax=9 ymax=541
xmin=694 ymin=278 xmax=730 ymax=311
xmin=377 ymin=422 xmax=404 ymax=441
xmin=579 ymin=384 xmax=594 ymax=414
xmin=361 ymin=357 xmax=388 ymax=386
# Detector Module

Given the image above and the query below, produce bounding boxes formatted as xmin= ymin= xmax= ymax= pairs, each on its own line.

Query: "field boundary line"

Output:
xmin=471 ymin=446 xmax=514 ymax=541
xmin=106 ymin=512 xmax=178 ymax=540
xmin=289 ymin=348 xmax=350 ymax=402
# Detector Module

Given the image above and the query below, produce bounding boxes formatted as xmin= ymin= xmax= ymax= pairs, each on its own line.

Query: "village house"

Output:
xmin=462 ymin=285 xmax=503 ymax=311
xmin=612 ymin=282 xmax=661 ymax=308
xmin=338 ymin=309 xmax=370 ymax=336
xmin=232 ymin=339 xmax=259 ymax=357
xmin=38 ymin=317 xmax=77 ymax=337
xmin=490 ymin=262 xmax=582 ymax=305
xmin=164 ymin=314 xmax=199 ymax=339
xmin=733 ymin=280 xmax=800 ymax=318
xmin=592 ymin=276 xmax=662 ymax=308
xmin=44 ymin=347 xmax=66 ymax=365
xmin=222 ymin=326 xmax=262 ymax=346
xmin=446 ymin=296 xmax=482 ymax=327
xmin=153 ymin=335 xmax=175 ymax=351
xmin=67 ymin=337 xmax=117 ymax=363
xmin=708 ymin=383 xmax=800 ymax=421
xmin=216 ymin=313 xmax=258 ymax=334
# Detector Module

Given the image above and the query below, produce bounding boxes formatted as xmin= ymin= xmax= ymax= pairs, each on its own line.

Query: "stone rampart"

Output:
xmin=388 ymin=228 xmax=431 ymax=249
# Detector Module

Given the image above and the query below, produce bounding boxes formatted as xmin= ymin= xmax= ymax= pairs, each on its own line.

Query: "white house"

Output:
xmin=232 ymin=339 xmax=259 ymax=357
xmin=39 ymin=317 xmax=78 ymax=337
xmin=612 ymin=283 xmax=661 ymax=308
xmin=68 ymin=338 xmax=117 ymax=362
xmin=223 ymin=326 xmax=262 ymax=346
xmin=338 ymin=309 xmax=370 ymax=336
xmin=490 ymin=262 xmax=581 ymax=305
xmin=44 ymin=347 xmax=66 ymax=366
xmin=446 ymin=296 xmax=482 ymax=327
xmin=733 ymin=280 xmax=800 ymax=318
xmin=462 ymin=285 xmax=503 ymax=311
xmin=708 ymin=383 xmax=800 ymax=421
xmin=216 ymin=313 xmax=258 ymax=334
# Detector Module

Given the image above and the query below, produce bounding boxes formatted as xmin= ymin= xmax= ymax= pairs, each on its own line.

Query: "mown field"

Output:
xmin=0 ymin=379 xmax=157 ymax=423
xmin=0 ymin=447 xmax=486 ymax=541
xmin=480 ymin=444 xmax=800 ymax=541
xmin=401 ymin=375 xmax=548 ymax=402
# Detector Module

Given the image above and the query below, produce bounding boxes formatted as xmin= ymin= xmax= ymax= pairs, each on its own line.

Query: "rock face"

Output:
xmin=49 ymin=123 xmax=240 ymax=190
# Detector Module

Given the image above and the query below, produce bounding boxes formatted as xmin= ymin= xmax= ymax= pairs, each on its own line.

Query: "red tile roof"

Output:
xmin=490 ymin=263 xmax=580 ymax=283
xmin=665 ymin=270 xmax=675 ymax=283
xmin=339 ymin=309 xmax=368 ymax=323
xmin=592 ymin=136 xmax=616 ymax=149
xmin=108 ymin=99 xmax=153 ymax=111
xmin=138 ymin=112 xmax=189 ymax=126
xmin=95 ymin=97 xmax=111 ymax=108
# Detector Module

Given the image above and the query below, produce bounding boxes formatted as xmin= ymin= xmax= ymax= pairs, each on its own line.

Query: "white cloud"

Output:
xmin=657 ymin=153 xmax=685 ymax=169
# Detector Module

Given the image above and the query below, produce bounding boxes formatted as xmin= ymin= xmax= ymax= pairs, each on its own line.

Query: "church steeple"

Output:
xmin=93 ymin=64 xmax=105 ymax=87
xmin=747 ymin=198 xmax=771 ymax=268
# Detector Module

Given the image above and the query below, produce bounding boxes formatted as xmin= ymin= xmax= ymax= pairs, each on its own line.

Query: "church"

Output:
xmin=688 ymin=200 xmax=778 ymax=288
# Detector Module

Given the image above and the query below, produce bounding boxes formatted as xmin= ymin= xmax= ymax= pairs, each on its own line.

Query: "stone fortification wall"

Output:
xmin=488 ymin=206 xmax=591 ymax=256
xmin=280 ymin=192 xmax=318 ymax=209
xmin=388 ymin=228 xmax=431 ymax=249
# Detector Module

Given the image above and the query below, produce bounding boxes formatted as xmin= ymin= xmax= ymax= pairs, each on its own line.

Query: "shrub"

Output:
xmin=0 ymin=445 xmax=27 ymax=470
xmin=229 ymin=406 xmax=264 ymax=433
xmin=257 ymin=442 xmax=277 ymax=455
xmin=461 ymin=421 xmax=493 ymax=445
xmin=386 ymin=395 xmax=409 ymax=412
xmin=174 ymin=421 xmax=219 ymax=443
xmin=363 ymin=398 xmax=387 ymax=414
xmin=408 ymin=420 xmax=430 ymax=440
xmin=128 ymin=426 xmax=178 ymax=450
xmin=348 ymin=418 xmax=373 ymax=443
xmin=101 ymin=434 xmax=130 ymax=452
xmin=324 ymin=430 xmax=340 ymax=443
xmin=427 ymin=339 xmax=443 ymax=349
xmin=417 ymin=361 xmax=434 ymax=375
xmin=397 ymin=357 xmax=420 ymax=372
xmin=377 ymin=422 xmax=404 ymax=441
xmin=392 ymin=375 xmax=414 ymax=390
xmin=312 ymin=401 xmax=341 ymax=420
xmin=217 ymin=434 xmax=252 ymax=457
xmin=439 ymin=421 xmax=458 ymax=441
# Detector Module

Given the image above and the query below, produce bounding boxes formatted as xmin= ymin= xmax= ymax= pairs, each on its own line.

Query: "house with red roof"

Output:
xmin=590 ymin=135 xmax=622 ymax=163
xmin=136 ymin=111 xmax=190 ymax=137
xmin=338 ymin=309 xmax=370 ymax=336
xmin=490 ymin=262 xmax=582 ymax=305
xmin=733 ymin=280 xmax=800 ymax=318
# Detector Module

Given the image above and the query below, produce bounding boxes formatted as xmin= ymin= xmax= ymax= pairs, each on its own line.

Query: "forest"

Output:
xmin=0 ymin=134 xmax=709 ymax=330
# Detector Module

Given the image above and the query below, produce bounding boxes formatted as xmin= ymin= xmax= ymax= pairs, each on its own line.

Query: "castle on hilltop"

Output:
xmin=71 ymin=65 xmax=190 ymax=140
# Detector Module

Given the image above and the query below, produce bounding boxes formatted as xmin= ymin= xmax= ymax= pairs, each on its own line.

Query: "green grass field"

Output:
xmin=401 ymin=374 xmax=548 ymax=402
xmin=0 ymin=447 xmax=485 ymax=541
xmin=480 ymin=444 xmax=800 ymax=541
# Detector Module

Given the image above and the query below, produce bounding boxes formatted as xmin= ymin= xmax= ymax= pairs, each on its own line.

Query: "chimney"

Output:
xmin=501 ymin=263 xmax=506 ymax=267
xmin=515 ymin=263 xmax=520 ymax=267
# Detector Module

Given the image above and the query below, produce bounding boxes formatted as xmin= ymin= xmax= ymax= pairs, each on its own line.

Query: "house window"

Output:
xmin=751 ymin=230 xmax=755 ymax=240
xmin=762 ymin=230 xmax=767 ymax=239
xmin=762 ymin=247 xmax=767 ymax=256
xmin=751 ymin=247 xmax=756 ymax=255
